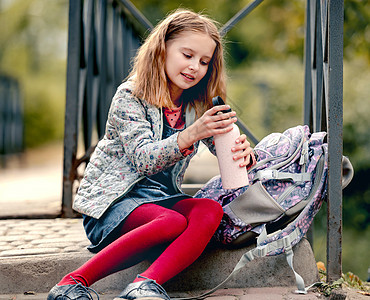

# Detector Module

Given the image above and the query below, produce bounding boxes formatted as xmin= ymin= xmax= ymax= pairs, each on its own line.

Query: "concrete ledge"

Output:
xmin=0 ymin=238 xmax=318 ymax=294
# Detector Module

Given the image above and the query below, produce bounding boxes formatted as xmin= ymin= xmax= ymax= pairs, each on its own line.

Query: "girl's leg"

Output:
xmin=137 ymin=198 xmax=223 ymax=285
xmin=58 ymin=203 xmax=188 ymax=287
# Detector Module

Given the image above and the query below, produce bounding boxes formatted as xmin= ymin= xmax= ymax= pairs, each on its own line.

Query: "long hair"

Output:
xmin=128 ymin=9 xmax=227 ymax=116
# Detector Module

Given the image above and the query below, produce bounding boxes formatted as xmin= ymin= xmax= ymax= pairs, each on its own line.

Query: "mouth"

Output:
xmin=181 ymin=73 xmax=195 ymax=81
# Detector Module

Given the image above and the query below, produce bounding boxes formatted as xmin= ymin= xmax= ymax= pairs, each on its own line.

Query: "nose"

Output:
xmin=189 ymin=61 xmax=200 ymax=72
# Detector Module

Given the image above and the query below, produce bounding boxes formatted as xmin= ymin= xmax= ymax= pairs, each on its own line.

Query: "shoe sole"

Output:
xmin=113 ymin=297 xmax=164 ymax=300
xmin=136 ymin=298 xmax=166 ymax=300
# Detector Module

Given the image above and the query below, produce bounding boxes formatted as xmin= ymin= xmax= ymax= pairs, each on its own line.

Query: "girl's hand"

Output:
xmin=231 ymin=134 xmax=254 ymax=168
xmin=178 ymin=105 xmax=237 ymax=150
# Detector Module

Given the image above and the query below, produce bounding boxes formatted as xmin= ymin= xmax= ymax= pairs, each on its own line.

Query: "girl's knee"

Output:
xmin=158 ymin=210 xmax=188 ymax=238
xmin=189 ymin=199 xmax=224 ymax=231
xmin=198 ymin=198 xmax=224 ymax=220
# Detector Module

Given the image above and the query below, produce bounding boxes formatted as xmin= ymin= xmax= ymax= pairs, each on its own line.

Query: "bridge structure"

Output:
xmin=0 ymin=75 xmax=23 ymax=167
xmin=62 ymin=0 xmax=344 ymax=283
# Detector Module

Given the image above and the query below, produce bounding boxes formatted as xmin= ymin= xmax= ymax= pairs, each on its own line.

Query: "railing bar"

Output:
xmin=315 ymin=1 xmax=324 ymax=132
xmin=113 ymin=8 xmax=122 ymax=87
xmin=83 ymin=0 xmax=93 ymax=69
xmin=84 ymin=2 xmax=99 ymax=150
xmin=117 ymin=0 xmax=153 ymax=31
xmin=303 ymin=0 xmax=312 ymax=127
xmin=219 ymin=0 xmax=264 ymax=36
xmin=62 ymin=0 xmax=83 ymax=217
xmin=118 ymin=14 xmax=126 ymax=82
xmin=311 ymin=69 xmax=317 ymax=131
xmin=114 ymin=0 xmax=264 ymax=48
xmin=305 ymin=75 xmax=314 ymax=248
xmin=123 ymin=22 xmax=133 ymax=79
xmin=15 ymin=83 xmax=23 ymax=152
xmin=106 ymin=8 xmax=115 ymax=87
xmin=97 ymin=1 xmax=108 ymax=138
xmin=326 ymin=0 xmax=344 ymax=283
xmin=235 ymin=119 xmax=259 ymax=146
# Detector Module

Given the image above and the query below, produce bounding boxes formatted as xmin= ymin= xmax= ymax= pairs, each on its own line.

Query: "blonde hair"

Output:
xmin=128 ymin=9 xmax=227 ymax=116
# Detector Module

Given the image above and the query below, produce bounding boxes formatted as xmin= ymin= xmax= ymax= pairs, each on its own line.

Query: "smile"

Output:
xmin=181 ymin=73 xmax=195 ymax=81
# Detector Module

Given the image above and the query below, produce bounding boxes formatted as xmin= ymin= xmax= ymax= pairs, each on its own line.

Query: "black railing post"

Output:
xmin=304 ymin=0 xmax=344 ymax=282
xmin=326 ymin=0 xmax=344 ymax=283
xmin=62 ymin=0 xmax=152 ymax=217
xmin=0 ymin=76 xmax=23 ymax=167
xmin=62 ymin=0 xmax=83 ymax=217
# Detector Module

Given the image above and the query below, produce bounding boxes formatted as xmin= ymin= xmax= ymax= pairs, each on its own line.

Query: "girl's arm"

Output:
xmin=108 ymin=90 xmax=185 ymax=176
xmin=178 ymin=106 xmax=255 ymax=167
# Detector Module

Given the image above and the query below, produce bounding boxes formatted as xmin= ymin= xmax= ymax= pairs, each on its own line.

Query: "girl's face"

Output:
xmin=165 ymin=31 xmax=216 ymax=104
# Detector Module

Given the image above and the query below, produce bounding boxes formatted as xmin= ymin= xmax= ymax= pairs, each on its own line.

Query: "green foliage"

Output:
xmin=344 ymin=0 xmax=370 ymax=63
xmin=133 ymin=0 xmax=307 ymax=66
xmin=227 ymin=58 xmax=304 ymax=141
xmin=314 ymin=278 xmax=344 ymax=297
xmin=133 ymin=0 xmax=370 ymax=65
xmin=315 ymin=270 xmax=369 ymax=296
xmin=342 ymin=272 xmax=368 ymax=291
xmin=0 ymin=0 xmax=68 ymax=148
xmin=22 ymin=71 xmax=65 ymax=147
xmin=313 ymin=216 xmax=370 ymax=282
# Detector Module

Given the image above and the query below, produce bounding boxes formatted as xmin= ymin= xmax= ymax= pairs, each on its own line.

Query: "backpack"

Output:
xmin=182 ymin=125 xmax=353 ymax=298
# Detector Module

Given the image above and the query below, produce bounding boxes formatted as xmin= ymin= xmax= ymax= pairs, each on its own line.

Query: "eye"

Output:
xmin=183 ymin=53 xmax=192 ymax=59
xmin=200 ymin=60 xmax=210 ymax=66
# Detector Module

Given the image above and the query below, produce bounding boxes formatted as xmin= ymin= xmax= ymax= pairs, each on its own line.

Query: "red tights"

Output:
xmin=58 ymin=198 xmax=223 ymax=287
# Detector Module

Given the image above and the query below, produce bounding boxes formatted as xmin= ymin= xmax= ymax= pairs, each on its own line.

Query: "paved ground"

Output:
xmin=0 ymin=218 xmax=89 ymax=258
xmin=0 ymin=143 xmax=63 ymax=218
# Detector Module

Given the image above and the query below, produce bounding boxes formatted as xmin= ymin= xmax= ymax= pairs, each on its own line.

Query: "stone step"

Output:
xmin=0 ymin=238 xmax=318 ymax=295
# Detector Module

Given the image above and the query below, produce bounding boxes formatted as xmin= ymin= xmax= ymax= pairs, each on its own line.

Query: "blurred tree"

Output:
xmin=0 ymin=0 xmax=68 ymax=147
xmin=344 ymin=0 xmax=370 ymax=63
xmin=134 ymin=0 xmax=369 ymax=65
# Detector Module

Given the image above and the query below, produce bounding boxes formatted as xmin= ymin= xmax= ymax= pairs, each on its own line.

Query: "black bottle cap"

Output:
xmin=212 ymin=96 xmax=232 ymax=113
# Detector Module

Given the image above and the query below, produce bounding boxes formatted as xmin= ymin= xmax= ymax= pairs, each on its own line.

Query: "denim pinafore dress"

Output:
xmin=83 ymin=117 xmax=190 ymax=252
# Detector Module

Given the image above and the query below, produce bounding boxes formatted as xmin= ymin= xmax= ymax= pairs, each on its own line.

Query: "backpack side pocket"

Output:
xmin=226 ymin=181 xmax=285 ymax=226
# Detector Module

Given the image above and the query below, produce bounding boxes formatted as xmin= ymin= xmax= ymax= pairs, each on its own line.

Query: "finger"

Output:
xmin=213 ymin=116 xmax=237 ymax=130
xmin=233 ymin=152 xmax=252 ymax=167
xmin=232 ymin=140 xmax=251 ymax=152
xmin=235 ymin=134 xmax=247 ymax=144
xmin=208 ymin=105 xmax=232 ymax=115
xmin=211 ymin=112 xmax=237 ymax=123
xmin=232 ymin=147 xmax=253 ymax=161
xmin=239 ymin=154 xmax=251 ymax=167
xmin=213 ymin=125 xmax=235 ymax=136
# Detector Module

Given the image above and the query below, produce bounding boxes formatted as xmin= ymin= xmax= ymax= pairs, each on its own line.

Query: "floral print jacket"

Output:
xmin=73 ymin=81 xmax=216 ymax=219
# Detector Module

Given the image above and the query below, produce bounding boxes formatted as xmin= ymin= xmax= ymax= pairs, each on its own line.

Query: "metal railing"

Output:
xmin=63 ymin=0 xmax=151 ymax=216
xmin=303 ymin=0 xmax=344 ymax=282
xmin=0 ymin=75 xmax=23 ymax=167
xmin=63 ymin=0 xmax=344 ymax=282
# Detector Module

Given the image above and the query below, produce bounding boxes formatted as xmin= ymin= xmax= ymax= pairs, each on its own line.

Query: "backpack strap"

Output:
xmin=174 ymin=226 xmax=316 ymax=300
xmin=248 ymin=226 xmax=321 ymax=294
xmin=255 ymin=169 xmax=311 ymax=182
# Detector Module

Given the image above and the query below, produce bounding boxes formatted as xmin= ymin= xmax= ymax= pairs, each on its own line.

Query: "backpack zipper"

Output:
xmin=277 ymin=182 xmax=300 ymax=204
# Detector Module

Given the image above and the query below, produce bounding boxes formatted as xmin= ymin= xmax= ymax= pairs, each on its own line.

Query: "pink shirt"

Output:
xmin=163 ymin=106 xmax=193 ymax=156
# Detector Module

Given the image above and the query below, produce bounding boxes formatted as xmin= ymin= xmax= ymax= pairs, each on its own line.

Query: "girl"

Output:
xmin=48 ymin=9 xmax=254 ymax=300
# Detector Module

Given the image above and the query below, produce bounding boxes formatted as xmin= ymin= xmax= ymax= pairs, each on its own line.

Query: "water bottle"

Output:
xmin=212 ymin=96 xmax=249 ymax=189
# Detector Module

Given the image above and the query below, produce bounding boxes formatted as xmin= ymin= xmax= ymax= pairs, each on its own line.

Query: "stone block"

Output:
xmin=0 ymin=238 xmax=319 ymax=294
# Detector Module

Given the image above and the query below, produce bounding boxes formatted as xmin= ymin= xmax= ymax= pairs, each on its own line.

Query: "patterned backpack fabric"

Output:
xmin=195 ymin=125 xmax=329 ymax=249
xmin=179 ymin=125 xmax=354 ymax=298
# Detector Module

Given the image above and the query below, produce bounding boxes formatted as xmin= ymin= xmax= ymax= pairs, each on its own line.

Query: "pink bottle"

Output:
xmin=212 ymin=97 xmax=249 ymax=189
